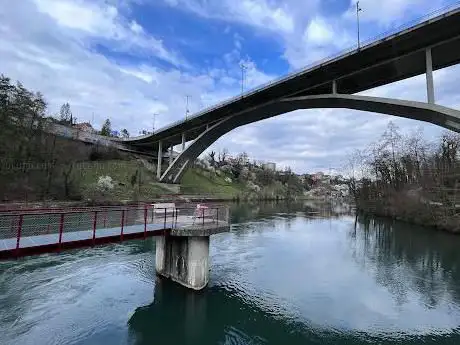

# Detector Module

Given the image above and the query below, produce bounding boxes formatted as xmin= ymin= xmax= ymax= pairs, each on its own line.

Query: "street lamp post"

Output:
xmin=240 ymin=63 xmax=247 ymax=95
xmin=152 ymin=113 xmax=158 ymax=134
xmin=356 ymin=1 xmax=362 ymax=49
xmin=185 ymin=95 xmax=191 ymax=120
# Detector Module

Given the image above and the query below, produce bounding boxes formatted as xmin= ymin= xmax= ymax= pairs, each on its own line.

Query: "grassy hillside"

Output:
xmin=180 ymin=167 xmax=248 ymax=197
xmin=71 ymin=159 xmax=172 ymax=202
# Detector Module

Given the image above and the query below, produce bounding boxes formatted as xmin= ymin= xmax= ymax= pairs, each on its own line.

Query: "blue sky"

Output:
xmin=1 ymin=0 xmax=460 ymax=173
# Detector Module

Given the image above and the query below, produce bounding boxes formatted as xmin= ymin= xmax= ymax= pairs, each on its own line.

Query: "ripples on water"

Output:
xmin=1 ymin=201 xmax=460 ymax=345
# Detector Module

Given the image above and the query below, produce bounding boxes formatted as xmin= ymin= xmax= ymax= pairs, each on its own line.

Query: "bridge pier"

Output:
xmin=155 ymin=221 xmax=228 ymax=290
xmin=155 ymin=235 xmax=209 ymax=290
xmin=425 ymin=48 xmax=435 ymax=104
xmin=156 ymin=140 xmax=162 ymax=179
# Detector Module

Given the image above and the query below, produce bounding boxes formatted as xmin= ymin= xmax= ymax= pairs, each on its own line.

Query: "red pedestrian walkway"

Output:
xmin=0 ymin=205 xmax=228 ymax=259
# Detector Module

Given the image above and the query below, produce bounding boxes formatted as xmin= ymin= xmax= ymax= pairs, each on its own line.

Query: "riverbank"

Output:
xmin=0 ymin=158 xmax=308 ymax=209
xmin=356 ymin=197 xmax=460 ymax=234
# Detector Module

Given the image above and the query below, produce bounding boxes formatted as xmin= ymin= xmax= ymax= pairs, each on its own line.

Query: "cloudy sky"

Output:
xmin=1 ymin=0 xmax=460 ymax=173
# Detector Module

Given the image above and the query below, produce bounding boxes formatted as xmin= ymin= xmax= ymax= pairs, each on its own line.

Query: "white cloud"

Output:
xmin=304 ymin=17 xmax=335 ymax=46
xmin=161 ymin=0 xmax=295 ymax=34
xmin=33 ymin=0 xmax=119 ymax=35
xmin=32 ymin=0 xmax=184 ymax=67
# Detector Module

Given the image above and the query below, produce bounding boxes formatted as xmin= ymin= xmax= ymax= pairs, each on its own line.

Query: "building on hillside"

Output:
xmin=262 ymin=162 xmax=276 ymax=171
xmin=312 ymin=172 xmax=324 ymax=182
xmin=73 ymin=122 xmax=95 ymax=133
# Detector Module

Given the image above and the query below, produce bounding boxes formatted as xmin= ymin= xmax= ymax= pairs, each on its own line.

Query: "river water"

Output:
xmin=1 ymin=201 xmax=460 ymax=345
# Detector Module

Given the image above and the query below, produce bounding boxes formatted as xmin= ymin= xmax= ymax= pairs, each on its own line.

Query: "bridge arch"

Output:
xmin=160 ymin=94 xmax=460 ymax=183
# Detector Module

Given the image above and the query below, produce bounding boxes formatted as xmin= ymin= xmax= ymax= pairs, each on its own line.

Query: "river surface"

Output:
xmin=1 ymin=201 xmax=460 ymax=345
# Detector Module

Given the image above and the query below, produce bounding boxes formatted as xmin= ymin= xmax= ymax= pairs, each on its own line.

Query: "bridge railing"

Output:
xmin=153 ymin=2 xmax=460 ymax=134
xmin=0 ymin=204 xmax=230 ymax=257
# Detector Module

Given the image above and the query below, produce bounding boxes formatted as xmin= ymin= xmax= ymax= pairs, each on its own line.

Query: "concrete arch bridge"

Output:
xmin=110 ymin=7 xmax=460 ymax=184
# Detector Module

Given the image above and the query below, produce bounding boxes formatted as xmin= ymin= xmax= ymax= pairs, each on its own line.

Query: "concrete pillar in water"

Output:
xmin=155 ymin=235 xmax=210 ymax=290
xmin=156 ymin=140 xmax=162 ymax=179
xmin=181 ymin=132 xmax=186 ymax=152
xmin=425 ymin=48 xmax=435 ymax=104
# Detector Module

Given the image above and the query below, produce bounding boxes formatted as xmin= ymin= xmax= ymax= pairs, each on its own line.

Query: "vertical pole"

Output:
xmin=164 ymin=208 xmax=167 ymax=229
xmin=151 ymin=207 xmax=154 ymax=222
xmin=240 ymin=63 xmax=247 ymax=95
xmin=157 ymin=140 xmax=163 ymax=179
xmin=356 ymin=1 xmax=362 ymax=49
xmin=15 ymin=214 xmax=23 ymax=256
xmin=181 ymin=132 xmax=186 ymax=152
xmin=58 ymin=213 xmax=64 ymax=250
xmin=169 ymin=146 xmax=173 ymax=166
xmin=175 ymin=208 xmax=178 ymax=226
xmin=120 ymin=209 xmax=125 ymax=242
xmin=332 ymin=80 xmax=337 ymax=94
xmin=426 ymin=48 xmax=435 ymax=104
xmin=202 ymin=208 xmax=205 ymax=226
xmin=185 ymin=95 xmax=191 ymax=120
xmin=144 ymin=207 xmax=147 ymax=239
xmin=92 ymin=211 xmax=98 ymax=246
xmin=152 ymin=113 xmax=158 ymax=134
xmin=216 ymin=208 xmax=218 ymax=224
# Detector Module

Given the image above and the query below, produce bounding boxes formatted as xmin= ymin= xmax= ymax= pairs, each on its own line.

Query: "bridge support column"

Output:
xmin=426 ymin=48 xmax=435 ymax=104
xmin=169 ymin=146 xmax=173 ymax=166
xmin=181 ymin=133 xmax=186 ymax=151
xmin=155 ymin=235 xmax=210 ymax=290
xmin=332 ymin=80 xmax=337 ymax=94
xmin=157 ymin=140 xmax=162 ymax=179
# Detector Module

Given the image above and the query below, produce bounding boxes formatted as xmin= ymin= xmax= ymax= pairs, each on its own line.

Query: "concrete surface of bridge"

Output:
xmin=110 ymin=6 xmax=460 ymax=183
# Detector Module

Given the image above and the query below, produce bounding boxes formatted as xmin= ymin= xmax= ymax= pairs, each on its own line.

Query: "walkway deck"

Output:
xmin=0 ymin=206 xmax=230 ymax=259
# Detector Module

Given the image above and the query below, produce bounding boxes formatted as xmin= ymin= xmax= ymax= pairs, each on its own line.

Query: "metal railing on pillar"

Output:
xmin=58 ymin=213 xmax=64 ymax=251
xmin=120 ymin=209 xmax=125 ymax=242
xmin=144 ymin=207 xmax=148 ymax=239
xmin=15 ymin=214 xmax=23 ymax=257
xmin=92 ymin=211 xmax=98 ymax=247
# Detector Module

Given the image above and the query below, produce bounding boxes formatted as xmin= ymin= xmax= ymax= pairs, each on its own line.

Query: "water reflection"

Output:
xmin=353 ymin=214 xmax=460 ymax=310
xmin=229 ymin=200 xmax=354 ymax=224
xmin=128 ymin=277 xmax=351 ymax=345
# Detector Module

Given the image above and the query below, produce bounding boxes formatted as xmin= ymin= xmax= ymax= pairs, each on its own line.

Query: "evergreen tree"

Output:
xmin=59 ymin=102 xmax=72 ymax=125
xmin=100 ymin=118 xmax=112 ymax=137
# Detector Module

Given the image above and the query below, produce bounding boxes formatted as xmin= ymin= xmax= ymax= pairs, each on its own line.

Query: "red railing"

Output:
xmin=0 ymin=203 xmax=153 ymax=214
xmin=0 ymin=204 xmax=229 ymax=259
